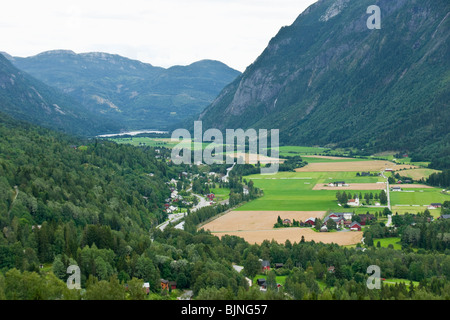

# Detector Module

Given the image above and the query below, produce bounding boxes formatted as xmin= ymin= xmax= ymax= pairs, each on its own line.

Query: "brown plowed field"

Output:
xmin=201 ymin=211 xmax=326 ymax=232
xmin=200 ymin=210 xmax=363 ymax=246
xmin=212 ymin=228 xmax=363 ymax=246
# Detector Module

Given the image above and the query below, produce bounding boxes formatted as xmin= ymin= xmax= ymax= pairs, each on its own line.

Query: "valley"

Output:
xmin=198 ymin=153 xmax=448 ymax=246
xmin=0 ymin=0 xmax=449 ymax=305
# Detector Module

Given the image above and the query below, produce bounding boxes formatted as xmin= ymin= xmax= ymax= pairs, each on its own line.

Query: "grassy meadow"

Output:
xmin=237 ymin=171 xmax=387 ymax=212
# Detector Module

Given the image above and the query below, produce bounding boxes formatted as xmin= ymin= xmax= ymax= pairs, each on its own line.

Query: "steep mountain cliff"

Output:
xmin=199 ymin=0 xmax=450 ymax=167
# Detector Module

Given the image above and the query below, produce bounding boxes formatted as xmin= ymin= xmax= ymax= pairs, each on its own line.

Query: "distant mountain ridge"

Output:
xmin=199 ymin=0 xmax=450 ymax=168
xmin=0 ymin=53 xmax=119 ymax=136
xmin=7 ymin=50 xmax=241 ymax=132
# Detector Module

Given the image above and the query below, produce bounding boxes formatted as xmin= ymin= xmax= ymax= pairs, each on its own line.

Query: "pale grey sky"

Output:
xmin=0 ymin=0 xmax=317 ymax=71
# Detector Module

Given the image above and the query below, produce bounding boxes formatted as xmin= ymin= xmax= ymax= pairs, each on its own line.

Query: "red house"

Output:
xmin=169 ymin=281 xmax=177 ymax=290
xmin=261 ymin=260 xmax=270 ymax=272
xmin=349 ymin=221 xmax=362 ymax=231
xmin=304 ymin=218 xmax=315 ymax=226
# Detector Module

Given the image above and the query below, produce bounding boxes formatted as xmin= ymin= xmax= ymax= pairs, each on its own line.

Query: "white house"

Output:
xmin=347 ymin=198 xmax=360 ymax=207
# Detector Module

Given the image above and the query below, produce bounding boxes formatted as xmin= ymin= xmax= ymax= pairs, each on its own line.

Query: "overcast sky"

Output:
xmin=1 ymin=0 xmax=317 ymax=72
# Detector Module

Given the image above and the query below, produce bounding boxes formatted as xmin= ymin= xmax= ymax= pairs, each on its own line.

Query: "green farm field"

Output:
xmin=390 ymin=188 xmax=449 ymax=207
xmin=301 ymin=156 xmax=369 ymax=163
xmin=238 ymin=171 xmax=387 ymax=212
xmin=110 ymin=137 xmax=211 ymax=150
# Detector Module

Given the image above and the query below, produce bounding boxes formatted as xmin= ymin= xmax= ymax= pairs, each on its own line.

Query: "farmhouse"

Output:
xmin=169 ymin=281 xmax=177 ymax=290
xmin=329 ymin=212 xmax=353 ymax=220
xmin=431 ymin=203 xmax=442 ymax=208
xmin=257 ymin=279 xmax=267 ymax=287
xmin=257 ymin=279 xmax=267 ymax=291
xmin=283 ymin=219 xmax=292 ymax=226
xmin=391 ymin=186 xmax=402 ymax=192
xmin=261 ymin=260 xmax=270 ymax=272
xmin=304 ymin=218 xmax=316 ymax=226
xmin=143 ymin=282 xmax=150 ymax=294
xmin=349 ymin=221 xmax=362 ymax=231
xmin=324 ymin=215 xmax=344 ymax=225
xmin=359 ymin=214 xmax=375 ymax=225
xmin=161 ymin=279 xmax=170 ymax=291
xmin=332 ymin=181 xmax=347 ymax=187
xmin=347 ymin=198 xmax=360 ymax=207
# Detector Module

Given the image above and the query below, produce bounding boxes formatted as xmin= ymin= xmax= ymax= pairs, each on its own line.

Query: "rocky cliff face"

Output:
xmin=199 ymin=0 xmax=449 ymax=165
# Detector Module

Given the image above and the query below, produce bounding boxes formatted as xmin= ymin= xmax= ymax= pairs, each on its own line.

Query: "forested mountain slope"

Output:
xmin=7 ymin=50 xmax=241 ymax=131
xmin=199 ymin=0 xmax=450 ymax=168
xmin=0 ymin=54 xmax=118 ymax=136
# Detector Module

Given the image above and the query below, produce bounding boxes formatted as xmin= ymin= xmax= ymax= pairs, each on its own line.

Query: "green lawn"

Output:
xmin=253 ymin=275 xmax=287 ymax=286
xmin=390 ymin=188 xmax=449 ymax=216
xmin=110 ymin=137 xmax=211 ymax=150
xmin=373 ymin=237 xmax=402 ymax=250
xmin=383 ymin=278 xmax=419 ymax=287
xmin=237 ymin=172 xmax=339 ymax=211
xmin=210 ymin=188 xmax=231 ymax=201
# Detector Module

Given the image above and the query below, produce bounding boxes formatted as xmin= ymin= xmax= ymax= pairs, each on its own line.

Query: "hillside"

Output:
xmin=0 ymin=112 xmax=171 ymax=232
xmin=199 ymin=0 xmax=450 ymax=168
xmin=7 ymin=50 xmax=241 ymax=132
xmin=0 ymin=54 xmax=119 ymax=136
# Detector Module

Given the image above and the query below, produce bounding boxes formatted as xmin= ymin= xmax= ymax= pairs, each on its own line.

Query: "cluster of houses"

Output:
xmin=164 ymin=180 xmax=191 ymax=213
xmin=328 ymin=181 xmax=348 ymax=187
xmin=302 ymin=212 xmax=375 ymax=232
xmin=257 ymin=260 xmax=285 ymax=291
xmin=322 ymin=212 xmax=365 ymax=232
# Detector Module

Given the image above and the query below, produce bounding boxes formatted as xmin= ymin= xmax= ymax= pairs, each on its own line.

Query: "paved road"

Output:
xmin=386 ymin=214 xmax=393 ymax=227
xmin=380 ymin=170 xmax=391 ymax=211
xmin=380 ymin=169 xmax=393 ymax=227
xmin=222 ymin=163 xmax=236 ymax=182
xmin=168 ymin=186 xmax=212 ymax=231
xmin=157 ymin=212 xmax=186 ymax=231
